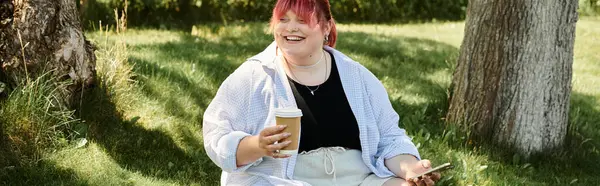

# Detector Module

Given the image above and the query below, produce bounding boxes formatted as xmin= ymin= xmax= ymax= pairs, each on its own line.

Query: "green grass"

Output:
xmin=1 ymin=18 xmax=599 ymax=185
xmin=0 ymin=71 xmax=82 ymax=171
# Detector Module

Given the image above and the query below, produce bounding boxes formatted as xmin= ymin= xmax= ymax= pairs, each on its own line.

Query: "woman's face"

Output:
xmin=274 ymin=11 xmax=328 ymax=59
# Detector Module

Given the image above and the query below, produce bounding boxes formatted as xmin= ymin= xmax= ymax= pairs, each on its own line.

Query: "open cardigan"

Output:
xmin=203 ymin=42 xmax=420 ymax=185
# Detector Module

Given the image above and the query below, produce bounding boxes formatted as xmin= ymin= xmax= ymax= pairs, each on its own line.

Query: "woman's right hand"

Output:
xmin=257 ymin=125 xmax=292 ymax=158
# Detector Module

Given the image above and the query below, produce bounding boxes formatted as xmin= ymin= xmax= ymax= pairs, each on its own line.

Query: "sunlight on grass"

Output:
xmin=382 ymin=77 xmax=433 ymax=105
xmin=573 ymin=19 xmax=600 ymax=97
xmin=424 ymin=69 xmax=454 ymax=86
xmin=87 ymin=29 xmax=184 ymax=46
xmin=338 ymin=22 xmax=465 ymax=47
xmin=47 ymin=143 xmax=182 ymax=186
xmin=191 ymin=24 xmax=271 ymax=43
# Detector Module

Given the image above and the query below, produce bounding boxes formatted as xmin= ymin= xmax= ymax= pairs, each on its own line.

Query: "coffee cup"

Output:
xmin=275 ymin=108 xmax=302 ymax=155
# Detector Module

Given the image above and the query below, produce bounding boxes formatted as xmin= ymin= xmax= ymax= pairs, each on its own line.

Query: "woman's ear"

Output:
xmin=324 ymin=21 xmax=332 ymax=36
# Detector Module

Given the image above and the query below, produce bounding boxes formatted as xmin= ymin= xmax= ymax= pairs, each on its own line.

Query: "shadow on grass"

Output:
xmin=0 ymin=160 xmax=87 ymax=185
xmin=78 ymin=85 xmax=220 ymax=185
xmin=531 ymin=92 xmax=600 ymax=184
xmin=130 ymin=56 xmax=215 ymax=121
xmin=126 ymin=24 xmax=274 ymax=121
xmin=0 ymin=131 xmax=18 ymax=169
xmin=433 ymin=90 xmax=600 ymax=185
xmin=339 ymin=31 xmax=458 ymax=158
xmin=480 ymin=92 xmax=600 ymax=185
xmin=0 ymin=140 xmax=80 ymax=185
xmin=337 ymin=31 xmax=457 ymax=130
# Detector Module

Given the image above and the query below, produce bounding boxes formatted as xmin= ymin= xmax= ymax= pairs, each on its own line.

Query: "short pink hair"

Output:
xmin=270 ymin=0 xmax=337 ymax=48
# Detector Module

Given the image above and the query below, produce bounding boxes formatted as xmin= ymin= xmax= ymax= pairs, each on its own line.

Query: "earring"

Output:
xmin=324 ymin=34 xmax=329 ymax=44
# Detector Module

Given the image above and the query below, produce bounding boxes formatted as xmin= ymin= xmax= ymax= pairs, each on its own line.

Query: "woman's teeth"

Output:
xmin=286 ymin=36 xmax=304 ymax=41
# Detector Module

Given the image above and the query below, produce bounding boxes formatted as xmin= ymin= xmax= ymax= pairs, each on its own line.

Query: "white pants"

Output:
xmin=293 ymin=147 xmax=392 ymax=186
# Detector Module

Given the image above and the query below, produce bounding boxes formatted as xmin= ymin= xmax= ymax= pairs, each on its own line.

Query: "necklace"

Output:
xmin=287 ymin=50 xmax=325 ymax=69
xmin=286 ymin=50 xmax=328 ymax=95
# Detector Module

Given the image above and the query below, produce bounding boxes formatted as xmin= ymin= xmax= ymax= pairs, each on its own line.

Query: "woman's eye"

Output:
xmin=298 ymin=20 xmax=305 ymax=23
xmin=280 ymin=18 xmax=289 ymax=22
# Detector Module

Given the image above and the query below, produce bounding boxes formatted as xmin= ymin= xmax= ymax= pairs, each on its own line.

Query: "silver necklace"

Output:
xmin=286 ymin=50 xmax=328 ymax=95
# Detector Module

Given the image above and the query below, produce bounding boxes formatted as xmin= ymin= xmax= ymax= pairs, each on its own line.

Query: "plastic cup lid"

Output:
xmin=275 ymin=108 xmax=303 ymax=118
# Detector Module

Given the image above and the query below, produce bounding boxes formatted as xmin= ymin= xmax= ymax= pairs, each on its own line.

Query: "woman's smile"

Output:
xmin=283 ymin=35 xmax=306 ymax=44
xmin=273 ymin=10 xmax=329 ymax=60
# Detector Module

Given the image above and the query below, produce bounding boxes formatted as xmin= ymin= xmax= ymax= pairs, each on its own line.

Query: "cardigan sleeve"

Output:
xmin=202 ymin=61 xmax=264 ymax=173
xmin=361 ymin=67 xmax=421 ymax=176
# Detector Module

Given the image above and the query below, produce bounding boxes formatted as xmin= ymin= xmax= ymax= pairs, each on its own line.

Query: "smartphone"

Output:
xmin=409 ymin=162 xmax=454 ymax=181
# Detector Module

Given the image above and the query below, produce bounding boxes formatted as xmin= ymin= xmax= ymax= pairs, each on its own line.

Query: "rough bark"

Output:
xmin=0 ymin=0 xmax=96 ymax=105
xmin=447 ymin=0 xmax=578 ymax=156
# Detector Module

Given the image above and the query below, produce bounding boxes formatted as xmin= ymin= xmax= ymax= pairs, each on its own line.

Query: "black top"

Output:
xmin=288 ymin=52 xmax=362 ymax=153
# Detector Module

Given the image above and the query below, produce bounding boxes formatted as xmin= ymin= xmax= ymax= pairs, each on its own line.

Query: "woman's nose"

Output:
xmin=286 ymin=21 xmax=299 ymax=31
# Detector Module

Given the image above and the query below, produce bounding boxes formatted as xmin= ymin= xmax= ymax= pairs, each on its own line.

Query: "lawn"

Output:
xmin=1 ymin=18 xmax=599 ymax=185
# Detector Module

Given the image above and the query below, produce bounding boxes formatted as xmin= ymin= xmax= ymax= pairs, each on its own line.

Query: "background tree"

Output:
xmin=447 ymin=1 xmax=579 ymax=156
xmin=0 ymin=0 xmax=96 ymax=105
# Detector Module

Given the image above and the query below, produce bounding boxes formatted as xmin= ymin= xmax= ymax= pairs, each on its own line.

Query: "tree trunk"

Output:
xmin=447 ymin=0 xmax=578 ymax=156
xmin=0 ymin=0 xmax=96 ymax=105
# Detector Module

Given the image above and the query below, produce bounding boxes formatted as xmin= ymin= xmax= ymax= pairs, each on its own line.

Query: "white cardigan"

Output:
xmin=203 ymin=42 xmax=420 ymax=185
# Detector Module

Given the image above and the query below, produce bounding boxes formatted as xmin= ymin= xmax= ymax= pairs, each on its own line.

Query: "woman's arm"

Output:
xmin=384 ymin=154 xmax=419 ymax=179
xmin=359 ymin=65 xmax=421 ymax=176
xmin=203 ymin=60 xmax=295 ymax=172
xmin=203 ymin=62 xmax=261 ymax=172
xmin=359 ymin=66 xmax=440 ymax=185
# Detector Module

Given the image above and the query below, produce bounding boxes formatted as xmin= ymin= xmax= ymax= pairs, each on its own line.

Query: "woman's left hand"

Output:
xmin=404 ymin=160 xmax=441 ymax=186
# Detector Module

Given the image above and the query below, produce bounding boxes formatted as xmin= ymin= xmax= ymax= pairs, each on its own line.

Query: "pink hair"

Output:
xmin=270 ymin=0 xmax=337 ymax=48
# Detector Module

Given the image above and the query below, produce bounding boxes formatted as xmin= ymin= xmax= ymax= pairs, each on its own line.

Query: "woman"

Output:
xmin=203 ymin=0 xmax=442 ymax=185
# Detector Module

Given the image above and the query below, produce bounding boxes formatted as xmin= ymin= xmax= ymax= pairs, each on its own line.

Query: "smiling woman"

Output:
xmin=202 ymin=0 xmax=443 ymax=186
xmin=270 ymin=0 xmax=337 ymax=47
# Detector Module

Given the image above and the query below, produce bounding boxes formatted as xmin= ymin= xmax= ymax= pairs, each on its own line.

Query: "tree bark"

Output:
xmin=447 ymin=0 xmax=578 ymax=156
xmin=0 ymin=0 xmax=96 ymax=105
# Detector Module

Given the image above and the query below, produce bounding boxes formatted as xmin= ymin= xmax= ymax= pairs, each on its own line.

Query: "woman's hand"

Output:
xmin=385 ymin=156 xmax=442 ymax=186
xmin=236 ymin=125 xmax=292 ymax=167
xmin=257 ymin=125 xmax=292 ymax=158
xmin=404 ymin=160 xmax=441 ymax=186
